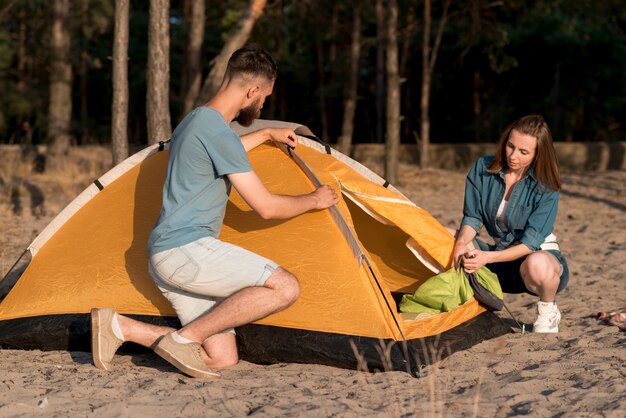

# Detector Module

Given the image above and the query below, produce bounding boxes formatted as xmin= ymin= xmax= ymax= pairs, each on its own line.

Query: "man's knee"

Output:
xmin=265 ymin=267 xmax=300 ymax=307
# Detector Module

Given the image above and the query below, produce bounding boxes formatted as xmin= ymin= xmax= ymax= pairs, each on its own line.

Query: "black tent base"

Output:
xmin=0 ymin=312 xmax=510 ymax=376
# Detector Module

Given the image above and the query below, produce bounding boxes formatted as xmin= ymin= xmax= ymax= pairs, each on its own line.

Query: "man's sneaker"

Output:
xmin=91 ymin=308 xmax=124 ymax=370
xmin=153 ymin=333 xmax=221 ymax=379
xmin=533 ymin=301 xmax=561 ymax=333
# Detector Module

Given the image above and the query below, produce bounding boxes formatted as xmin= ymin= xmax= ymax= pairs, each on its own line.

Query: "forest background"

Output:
xmin=0 ymin=0 xmax=624 ymax=180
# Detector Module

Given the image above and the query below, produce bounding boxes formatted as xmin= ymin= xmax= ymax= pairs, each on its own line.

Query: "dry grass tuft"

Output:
xmin=348 ymin=336 xmax=458 ymax=417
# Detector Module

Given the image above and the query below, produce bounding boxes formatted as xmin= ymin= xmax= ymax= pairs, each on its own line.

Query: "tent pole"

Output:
xmin=2 ymin=249 xmax=28 ymax=283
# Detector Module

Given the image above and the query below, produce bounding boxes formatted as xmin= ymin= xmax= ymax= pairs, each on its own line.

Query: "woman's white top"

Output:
xmin=495 ymin=198 xmax=509 ymax=233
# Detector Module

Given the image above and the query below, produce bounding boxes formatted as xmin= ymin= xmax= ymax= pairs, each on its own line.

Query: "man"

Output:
xmin=91 ymin=47 xmax=338 ymax=378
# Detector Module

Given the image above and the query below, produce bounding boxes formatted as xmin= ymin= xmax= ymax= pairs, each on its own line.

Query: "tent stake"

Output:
xmin=502 ymin=302 xmax=526 ymax=334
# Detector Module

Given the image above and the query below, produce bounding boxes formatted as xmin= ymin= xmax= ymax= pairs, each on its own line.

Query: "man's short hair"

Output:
xmin=225 ymin=47 xmax=277 ymax=83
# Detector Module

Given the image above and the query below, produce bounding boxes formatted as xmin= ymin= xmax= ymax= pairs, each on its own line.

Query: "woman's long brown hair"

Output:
xmin=488 ymin=115 xmax=561 ymax=191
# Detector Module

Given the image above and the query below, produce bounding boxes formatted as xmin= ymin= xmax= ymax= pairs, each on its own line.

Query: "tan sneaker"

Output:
xmin=153 ymin=333 xmax=221 ymax=379
xmin=91 ymin=308 xmax=124 ymax=370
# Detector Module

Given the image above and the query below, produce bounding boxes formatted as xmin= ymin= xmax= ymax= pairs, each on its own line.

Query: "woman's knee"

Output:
xmin=522 ymin=252 xmax=559 ymax=285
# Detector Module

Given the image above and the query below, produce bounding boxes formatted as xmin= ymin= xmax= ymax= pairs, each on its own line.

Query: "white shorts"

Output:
xmin=148 ymin=236 xmax=278 ymax=333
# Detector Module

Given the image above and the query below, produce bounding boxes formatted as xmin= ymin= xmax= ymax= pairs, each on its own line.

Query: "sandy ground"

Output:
xmin=0 ymin=149 xmax=624 ymax=417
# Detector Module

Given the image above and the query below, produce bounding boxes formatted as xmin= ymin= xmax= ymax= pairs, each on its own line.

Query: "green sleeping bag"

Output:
xmin=399 ymin=267 xmax=503 ymax=314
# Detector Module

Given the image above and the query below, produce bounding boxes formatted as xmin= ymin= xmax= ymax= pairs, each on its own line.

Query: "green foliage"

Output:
xmin=0 ymin=0 xmax=623 ymax=145
xmin=430 ymin=0 xmax=626 ymax=142
xmin=0 ymin=29 xmax=12 ymax=71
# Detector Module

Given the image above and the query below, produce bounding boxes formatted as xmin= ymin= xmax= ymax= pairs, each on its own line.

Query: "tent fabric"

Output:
xmin=0 ymin=119 xmax=509 ymax=372
xmin=26 ymin=144 xmax=163 ymax=256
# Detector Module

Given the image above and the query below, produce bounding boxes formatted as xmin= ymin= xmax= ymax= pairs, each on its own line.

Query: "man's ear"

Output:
xmin=246 ymin=85 xmax=260 ymax=99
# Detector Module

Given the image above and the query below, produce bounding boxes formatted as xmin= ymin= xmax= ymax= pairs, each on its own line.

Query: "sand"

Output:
xmin=0 ymin=152 xmax=624 ymax=417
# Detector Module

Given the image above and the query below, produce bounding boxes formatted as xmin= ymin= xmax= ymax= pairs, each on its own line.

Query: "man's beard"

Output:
xmin=235 ymin=100 xmax=261 ymax=127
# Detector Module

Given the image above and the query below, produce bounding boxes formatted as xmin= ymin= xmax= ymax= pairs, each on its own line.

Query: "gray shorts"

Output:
xmin=148 ymin=236 xmax=278 ymax=332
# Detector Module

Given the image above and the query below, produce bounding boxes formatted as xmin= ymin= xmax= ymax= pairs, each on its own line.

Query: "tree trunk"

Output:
xmin=146 ymin=0 xmax=172 ymax=144
xmin=375 ymin=0 xmax=385 ymax=143
xmin=17 ymin=19 xmax=26 ymax=94
xmin=179 ymin=0 xmax=191 ymax=96
xmin=315 ymin=41 xmax=329 ymax=141
xmin=180 ymin=0 xmax=205 ymax=119
xmin=79 ymin=0 xmax=89 ymax=145
xmin=47 ymin=0 xmax=73 ymax=166
xmin=473 ymin=70 xmax=482 ymax=142
xmin=195 ymin=0 xmax=267 ymax=106
xmin=385 ymin=0 xmax=400 ymax=184
xmin=0 ymin=1 xmax=16 ymax=19
xmin=79 ymin=48 xmax=89 ymax=144
xmin=112 ymin=0 xmax=129 ymax=165
xmin=420 ymin=0 xmax=450 ymax=168
xmin=420 ymin=0 xmax=432 ymax=169
xmin=16 ymin=15 xmax=28 ymax=146
xmin=400 ymin=3 xmax=417 ymax=142
xmin=325 ymin=2 xmax=340 ymax=143
xmin=550 ymin=61 xmax=561 ymax=141
xmin=337 ymin=1 xmax=362 ymax=155
xmin=400 ymin=3 xmax=417 ymax=76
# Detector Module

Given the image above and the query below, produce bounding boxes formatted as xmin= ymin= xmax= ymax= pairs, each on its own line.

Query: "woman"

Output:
xmin=453 ymin=115 xmax=569 ymax=333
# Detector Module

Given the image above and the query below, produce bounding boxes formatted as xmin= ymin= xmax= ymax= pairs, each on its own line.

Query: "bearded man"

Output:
xmin=91 ymin=47 xmax=338 ymax=378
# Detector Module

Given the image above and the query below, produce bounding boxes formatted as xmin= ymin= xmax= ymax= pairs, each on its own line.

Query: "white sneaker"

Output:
xmin=533 ymin=302 xmax=561 ymax=333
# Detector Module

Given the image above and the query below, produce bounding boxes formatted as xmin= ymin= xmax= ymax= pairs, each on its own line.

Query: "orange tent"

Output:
xmin=0 ymin=120 xmax=508 ymax=374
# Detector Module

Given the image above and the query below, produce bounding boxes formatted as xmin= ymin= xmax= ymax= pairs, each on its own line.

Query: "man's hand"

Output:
xmin=240 ymin=128 xmax=298 ymax=152
xmin=310 ymin=185 xmax=339 ymax=209
xmin=266 ymin=128 xmax=298 ymax=149
xmin=229 ymin=171 xmax=339 ymax=220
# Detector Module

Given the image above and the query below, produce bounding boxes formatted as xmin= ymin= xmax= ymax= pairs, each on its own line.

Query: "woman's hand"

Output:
xmin=460 ymin=249 xmax=495 ymax=273
xmin=453 ymin=241 xmax=470 ymax=271
xmin=452 ymin=225 xmax=479 ymax=271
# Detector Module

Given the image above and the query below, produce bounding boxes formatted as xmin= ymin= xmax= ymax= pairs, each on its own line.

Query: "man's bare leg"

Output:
xmin=94 ymin=267 xmax=298 ymax=372
xmin=91 ymin=309 xmax=174 ymax=371
xmin=178 ymin=267 xmax=299 ymax=362
xmin=116 ymin=316 xmax=174 ymax=348
xmin=200 ymin=333 xmax=238 ymax=368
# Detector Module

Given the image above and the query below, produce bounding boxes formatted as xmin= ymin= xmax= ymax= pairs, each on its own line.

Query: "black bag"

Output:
xmin=466 ymin=271 xmax=504 ymax=311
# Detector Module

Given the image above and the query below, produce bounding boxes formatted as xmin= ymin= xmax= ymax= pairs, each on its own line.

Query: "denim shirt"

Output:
xmin=460 ymin=156 xmax=559 ymax=251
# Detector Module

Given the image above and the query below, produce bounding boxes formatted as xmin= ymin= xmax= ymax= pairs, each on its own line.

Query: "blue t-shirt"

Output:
xmin=148 ymin=107 xmax=252 ymax=256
